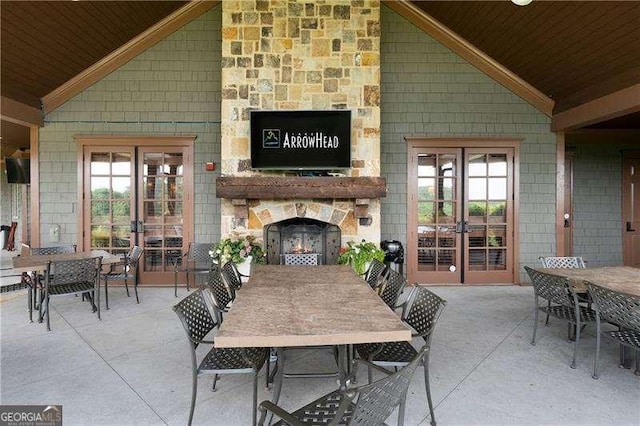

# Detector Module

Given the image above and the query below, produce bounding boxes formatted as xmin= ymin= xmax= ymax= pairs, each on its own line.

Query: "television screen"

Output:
xmin=250 ymin=110 xmax=351 ymax=170
xmin=5 ymin=158 xmax=30 ymax=184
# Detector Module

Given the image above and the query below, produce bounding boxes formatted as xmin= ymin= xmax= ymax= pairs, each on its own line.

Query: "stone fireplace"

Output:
xmin=218 ymin=0 xmax=382 ymax=246
xmin=265 ymin=218 xmax=341 ymax=265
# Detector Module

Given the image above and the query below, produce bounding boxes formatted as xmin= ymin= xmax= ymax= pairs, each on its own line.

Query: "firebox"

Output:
xmin=264 ymin=218 xmax=341 ymax=265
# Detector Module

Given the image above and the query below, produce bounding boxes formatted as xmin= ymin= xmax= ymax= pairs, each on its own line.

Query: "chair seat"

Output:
xmin=48 ymin=281 xmax=96 ymax=296
xmin=200 ymin=346 xmax=268 ymax=372
xmin=356 ymin=341 xmax=417 ymax=365
xmin=541 ymin=304 xmax=597 ymax=323
xmin=606 ymin=329 xmax=640 ymax=348
xmin=101 ymin=272 xmax=133 ymax=280
xmin=272 ymin=390 xmax=357 ymax=426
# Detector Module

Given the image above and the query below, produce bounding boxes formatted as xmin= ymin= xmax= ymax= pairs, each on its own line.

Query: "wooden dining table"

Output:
xmin=215 ymin=264 xmax=412 ymax=401
xmin=535 ymin=266 xmax=640 ymax=296
xmin=11 ymin=249 xmax=120 ymax=274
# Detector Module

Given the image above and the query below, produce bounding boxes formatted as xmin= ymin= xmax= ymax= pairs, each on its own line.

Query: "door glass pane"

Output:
xmin=417 ymin=153 xmax=458 ymax=274
xmin=488 ymin=178 xmax=507 ymax=199
xmin=468 ymin=177 xmax=486 ymax=200
xmin=488 ymin=154 xmax=507 ymax=176
xmin=488 ymin=202 xmax=506 ymax=222
xmin=468 ymin=154 xmax=486 ymax=176
xmin=418 ymin=155 xmax=436 ymax=177
xmin=418 ymin=178 xmax=435 ymax=200
xmin=418 ymin=202 xmax=435 ymax=224
xmin=141 ymin=149 xmax=186 ymax=273
xmin=89 ymin=152 xmax=132 ymax=253
xmin=466 ymin=151 xmax=511 ymax=276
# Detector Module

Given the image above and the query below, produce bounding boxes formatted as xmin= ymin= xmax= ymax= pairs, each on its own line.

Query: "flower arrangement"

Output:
xmin=209 ymin=232 xmax=266 ymax=265
xmin=337 ymin=239 xmax=385 ymax=275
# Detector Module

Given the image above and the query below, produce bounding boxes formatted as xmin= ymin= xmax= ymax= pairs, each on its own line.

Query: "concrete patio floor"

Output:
xmin=1 ymin=256 xmax=638 ymax=425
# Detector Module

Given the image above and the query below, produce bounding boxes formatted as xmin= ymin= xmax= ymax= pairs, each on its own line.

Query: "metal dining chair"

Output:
xmin=363 ymin=258 xmax=388 ymax=289
xmin=100 ymin=245 xmax=144 ymax=309
xmin=28 ymin=244 xmax=79 ymax=318
xmin=354 ymin=286 xmax=447 ymax=426
xmin=173 ymin=242 xmax=213 ymax=297
xmin=258 ymin=344 xmax=430 ymax=426
xmin=586 ymin=282 xmax=640 ymax=379
xmin=374 ymin=268 xmax=407 ymax=309
xmin=30 ymin=244 xmax=77 ymax=255
xmin=41 ymin=256 xmax=102 ymax=331
xmin=203 ymin=265 xmax=235 ymax=325
xmin=220 ymin=261 xmax=247 ymax=292
xmin=538 ymin=256 xmax=587 ymax=325
xmin=524 ymin=266 xmax=597 ymax=369
xmin=172 ymin=289 xmax=268 ymax=426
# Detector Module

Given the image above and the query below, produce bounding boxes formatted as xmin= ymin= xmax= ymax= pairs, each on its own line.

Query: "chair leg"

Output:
xmin=104 ymin=279 xmax=109 ymax=310
xmin=45 ymin=295 xmax=51 ymax=332
xmin=367 ymin=364 xmax=373 ymax=384
xmin=186 ymin=272 xmax=190 ymax=292
xmin=212 ymin=374 xmax=219 ymax=391
xmin=124 ymin=277 xmax=130 ymax=297
xmin=531 ymin=302 xmax=539 ymax=346
xmin=592 ymin=317 xmax=601 ymax=379
xmin=620 ymin=344 xmax=627 ymax=369
xmin=133 ymin=276 xmax=139 ymax=304
xmin=188 ymin=371 xmax=197 ymax=426
xmin=635 ymin=349 xmax=640 ymax=376
xmin=174 ymin=269 xmax=178 ymax=298
xmin=545 ymin=301 xmax=550 ymax=325
xmin=96 ymin=287 xmax=101 ymax=321
xmin=424 ymin=357 xmax=436 ymax=426
xmin=571 ymin=317 xmax=581 ymax=369
xmin=397 ymin=389 xmax=407 ymax=426
xmin=27 ymin=286 xmax=33 ymax=323
xmin=252 ymin=371 xmax=259 ymax=426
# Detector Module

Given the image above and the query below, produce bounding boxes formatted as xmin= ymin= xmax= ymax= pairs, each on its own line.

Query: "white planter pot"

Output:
xmin=235 ymin=255 xmax=252 ymax=279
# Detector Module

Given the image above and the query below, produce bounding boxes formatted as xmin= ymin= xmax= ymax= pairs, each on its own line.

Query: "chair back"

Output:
xmin=539 ymin=256 xmax=585 ymax=268
xmin=205 ymin=267 xmax=235 ymax=314
xmin=32 ymin=244 xmax=77 ymax=255
xmin=128 ymin=245 xmax=144 ymax=263
xmin=401 ymin=286 xmax=447 ymax=344
xmin=221 ymin=261 xmax=243 ymax=291
xmin=524 ymin=266 xmax=575 ymax=307
xmin=46 ymin=256 xmax=101 ymax=288
xmin=376 ymin=269 xmax=406 ymax=308
xmin=350 ymin=344 xmax=429 ymax=424
xmin=586 ymin=283 xmax=640 ymax=333
xmin=364 ymin=259 xmax=387 ymax=289
xmin=172 ymin=289 xmax=217 ymax=349
xmin=187 ymin=243 xmax=213 ymax=268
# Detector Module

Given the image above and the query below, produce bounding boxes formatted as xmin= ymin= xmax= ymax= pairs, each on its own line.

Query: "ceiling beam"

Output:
xmin=551 ymin=83 xmax=640 ymax=131
xmin=41 ymin=0 xmax=219 ymax=115
xmin=383 ymin=0 xmax=554 ymax=117
xmin=1 ymin=96 xmax=43 ymax=127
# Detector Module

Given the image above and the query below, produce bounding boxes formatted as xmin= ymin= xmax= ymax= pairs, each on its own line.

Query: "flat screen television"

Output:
xmin=250 ymin=110 xmax=351 ymax=170
xmin=5 ymin=157 xmax=30 ymax=184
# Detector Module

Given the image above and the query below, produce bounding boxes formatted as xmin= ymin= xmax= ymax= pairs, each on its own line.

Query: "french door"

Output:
xmin=622 ymin=152 xmax=640 ymax=267
xmin=80 ymin=137 xmax=194 ymax=285
xmin=407 ymin=140 xmax=517 ymax=285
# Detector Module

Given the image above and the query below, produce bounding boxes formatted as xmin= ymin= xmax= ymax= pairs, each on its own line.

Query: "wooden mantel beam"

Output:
xmin=216 ymin=177 xmax=387 ymax=200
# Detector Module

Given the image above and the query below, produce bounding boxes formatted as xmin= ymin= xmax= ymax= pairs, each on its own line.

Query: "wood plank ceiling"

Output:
xmin=1 ymin=1 xmax=639 ymax=160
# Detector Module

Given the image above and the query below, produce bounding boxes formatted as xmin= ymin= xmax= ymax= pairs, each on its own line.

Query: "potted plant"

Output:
xmin=337 ymin=239 xmax=385 ymax=275
xmin=210 ymin=232 xmax=266 ymax=275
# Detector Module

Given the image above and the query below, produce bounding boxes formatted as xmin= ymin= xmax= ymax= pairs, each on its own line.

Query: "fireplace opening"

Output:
xmin=264 ymin=218 xmax=341 ymax=265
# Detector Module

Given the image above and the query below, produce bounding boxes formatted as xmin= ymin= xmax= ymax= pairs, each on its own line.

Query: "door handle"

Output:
xmin=130 ymin=220 xmax=143 ymax=233
xmin=455 ymin=221 xmax=469 ymax=233
xmin=626 ymin=221 xmax=636 ymax=232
